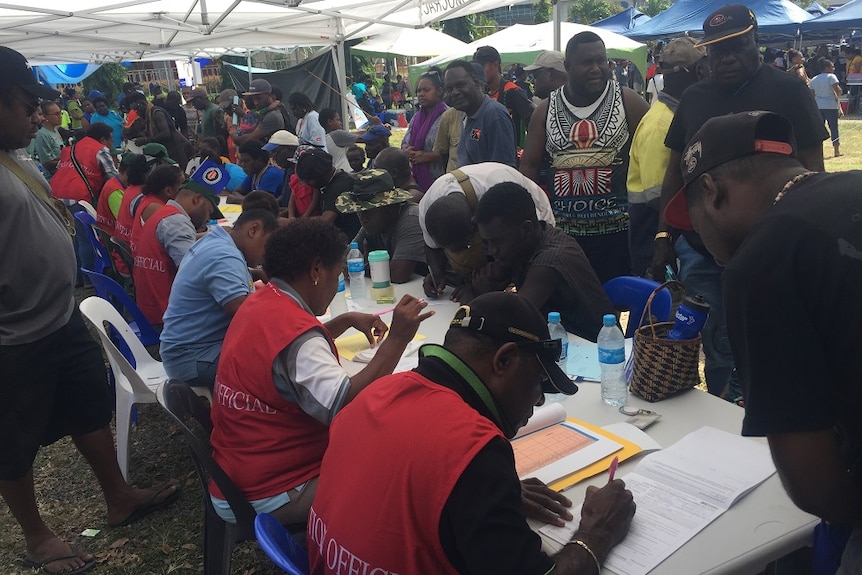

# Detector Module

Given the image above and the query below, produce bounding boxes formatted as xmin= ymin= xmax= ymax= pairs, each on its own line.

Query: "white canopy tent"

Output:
xmin=410 ymin=22 xmax=648 ymax=78
xmin=0 ymin=0 xmax=520 ymax=126
xmin=350 ymin=27 xmax=468 ymax=58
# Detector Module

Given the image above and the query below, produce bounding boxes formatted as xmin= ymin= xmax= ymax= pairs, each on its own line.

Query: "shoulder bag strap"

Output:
xmin=450 ymin=169 xmax=478 ymax=210
xmin=0 ymin=151 xmax=76 ymax=236
xmin=69 ymin=142 xmax=97 ymax=205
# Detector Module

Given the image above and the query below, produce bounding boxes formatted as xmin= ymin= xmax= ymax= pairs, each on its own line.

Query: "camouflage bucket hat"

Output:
xmin=335 ymin=169 xmax=413 ymax=214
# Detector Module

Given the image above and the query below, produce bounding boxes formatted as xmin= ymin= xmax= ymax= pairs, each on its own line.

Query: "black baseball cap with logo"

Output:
xmin=664 ymin=111 xmax=797 ymax=230
xmin=0 ymin=46 xmax=60 ymax=100
xmin=448 ymin=292 xmax=578 ymax=395
xmin=696 ymin=4 xmax=758 ymax=48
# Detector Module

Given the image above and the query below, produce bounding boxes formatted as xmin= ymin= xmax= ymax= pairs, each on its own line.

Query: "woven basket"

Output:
xmin=629 ymin=281 xmax=701 ymax=402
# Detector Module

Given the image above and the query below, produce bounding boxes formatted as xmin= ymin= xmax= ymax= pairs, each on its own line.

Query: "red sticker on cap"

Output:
xmin=710 ymin=14 xmax=727 ymax=26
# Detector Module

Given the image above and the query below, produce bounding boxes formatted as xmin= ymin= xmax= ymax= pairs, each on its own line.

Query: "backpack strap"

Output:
xmin=450 ymin=169 xmax=477 ymax=210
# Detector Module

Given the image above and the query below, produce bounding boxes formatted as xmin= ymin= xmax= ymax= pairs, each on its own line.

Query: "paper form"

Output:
xmin=538 ymin=427 xmax=775 ymax=575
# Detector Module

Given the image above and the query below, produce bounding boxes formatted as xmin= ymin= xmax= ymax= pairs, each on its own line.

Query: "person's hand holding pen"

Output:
xmin=422 ymin=268 xmax=446 ymax=299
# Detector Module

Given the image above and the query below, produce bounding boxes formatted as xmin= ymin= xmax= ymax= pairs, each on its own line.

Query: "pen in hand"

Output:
xmin=608 ymin=456 xmax=619 ymax=483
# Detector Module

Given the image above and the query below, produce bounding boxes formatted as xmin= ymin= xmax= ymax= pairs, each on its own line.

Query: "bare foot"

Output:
xmin=24 ymin=537 xmax=94 ymax=574
xmin=106 ymin=481 xmax=180 ymax=527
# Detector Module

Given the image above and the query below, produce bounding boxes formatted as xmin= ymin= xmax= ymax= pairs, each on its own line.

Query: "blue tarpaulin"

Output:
xmin=624 ymin=0 xmax=812 ymax=41
xmin=592 ymin=7 xmax=650 ymax=34
xmin=802 ymin=0 xmax=862 ymax=32
xmin=34 ymin=63 xmax=101 ymax=86
xmin=806 ymin=2 xmax=829 ymax=16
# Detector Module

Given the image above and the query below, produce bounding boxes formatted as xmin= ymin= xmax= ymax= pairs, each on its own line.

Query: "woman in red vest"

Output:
xmin=210 ymin=218 xmax=432 ymax=525
xmin=98 ymin=153 xmax=149 ymax=274
xmin=129 ymin=164 xmax=185 ymax=253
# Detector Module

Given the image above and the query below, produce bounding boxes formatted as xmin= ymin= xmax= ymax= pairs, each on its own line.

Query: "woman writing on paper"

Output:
xmin=209 ymin=219 xmax=433 ymax=525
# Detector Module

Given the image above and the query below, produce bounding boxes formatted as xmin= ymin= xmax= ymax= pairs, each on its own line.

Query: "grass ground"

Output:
xmin=2 ymin=118 xmax=859 ymax=574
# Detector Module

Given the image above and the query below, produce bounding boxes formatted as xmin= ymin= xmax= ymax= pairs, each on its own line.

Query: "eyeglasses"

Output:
xmin=13 ymin=92 xmax=42 ymax=117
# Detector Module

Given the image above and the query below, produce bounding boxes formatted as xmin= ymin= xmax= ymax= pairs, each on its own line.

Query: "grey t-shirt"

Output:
xmin=156 ymin=200 xmax=197 ymax=267
xmin=353 ymin=203 xmax=427 ymax=275
xmin=258 ymin=109 xmax=285 ymax=141
xmin=0 ymin=149 xmax=77 ymax=345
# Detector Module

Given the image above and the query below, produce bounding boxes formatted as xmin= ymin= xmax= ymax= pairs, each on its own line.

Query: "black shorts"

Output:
xmin=0 ymin=307 xmax=113 ymax=480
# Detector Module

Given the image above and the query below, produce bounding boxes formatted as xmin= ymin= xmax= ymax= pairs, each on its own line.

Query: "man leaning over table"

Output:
xmin=308 ymin=292 xmax=635 ymax=575
xmin=0 ymin=45 xmax=179 ymax=575
xmin=664 ymin=110 xmax=862 ymax=573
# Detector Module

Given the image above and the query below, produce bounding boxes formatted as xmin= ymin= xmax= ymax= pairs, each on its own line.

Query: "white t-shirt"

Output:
xmin=418 ymin=162 xmax=556 ymax=249
xmin=810 ymin=73 xmax=840 ymax=110
xmin=646 ymin=74 xmax=664 ymax=103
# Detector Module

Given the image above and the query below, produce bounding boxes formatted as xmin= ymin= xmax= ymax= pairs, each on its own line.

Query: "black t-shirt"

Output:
xmin=413 ymin=354 xmax=557 ymax=575
xmin=725 ymin=171 xmax=862 ymax=481
xmin=666 ymin=64 xmax=828 ymax=255
xmin=319 ymin=170 xmax=360 ymax=241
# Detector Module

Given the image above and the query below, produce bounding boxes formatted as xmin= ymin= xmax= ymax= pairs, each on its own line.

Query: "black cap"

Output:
xmin=449 ymin=292 xmax=578 ymax=395
xmin=473 ymin=45 xmax=501 ymax=64
xmin=665 ymin=111 xmax=796 ymax=230
xmin=295 ymin=148 xmax=334 ymax=182
xmin=0 ymin=47 xmax=60 ymax=100
xmin=697 ymin=4 xmax=758 ymax=47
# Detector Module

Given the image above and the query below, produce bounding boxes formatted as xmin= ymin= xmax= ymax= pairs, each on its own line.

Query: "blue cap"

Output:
xmin=350 ymin=241 xmax=359 ymax=249
xmin=603 ymin=314 xmax=617 ymax=326
xmin=548 ymin=312 xmax=561 ymax=323
xmin=359 ymin=125 xmax=391 ymax=141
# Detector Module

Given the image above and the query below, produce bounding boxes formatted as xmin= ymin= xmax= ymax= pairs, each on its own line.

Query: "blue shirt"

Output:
xmin=90 ymin=110 xmax=126 ymax=149
xmin=456 ymin=96 xmax=517 ymax=168
xmin=160 ymin=225 xmax=253 ymax=381
xmin=239 ymin=165 xmax=285 ymax=197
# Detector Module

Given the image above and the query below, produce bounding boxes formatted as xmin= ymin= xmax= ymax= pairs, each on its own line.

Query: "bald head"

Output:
xmin=374 ymin=147 xmax=411 ymax=186
xmin=425 ymin=193 xmax=473 ymax=250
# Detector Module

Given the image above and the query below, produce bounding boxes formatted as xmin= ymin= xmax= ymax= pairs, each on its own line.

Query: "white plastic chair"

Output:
xmin=79 ymin=297 xmax=211 ymax=480
xmin=77 ymin=199 xmax=98 ymax=219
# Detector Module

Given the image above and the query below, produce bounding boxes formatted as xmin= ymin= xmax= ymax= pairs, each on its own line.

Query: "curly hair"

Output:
xmin=263 ymin=219 xmax=347 ymax=283
xmin=142 ymin=164 xmax=183 ymax=196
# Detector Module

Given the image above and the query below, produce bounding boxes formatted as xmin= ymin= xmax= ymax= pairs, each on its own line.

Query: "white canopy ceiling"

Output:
xmin=350 ymin=27 xmax=467 ymax=57
xmin=0 ymin=0 xmax=520 ymax=64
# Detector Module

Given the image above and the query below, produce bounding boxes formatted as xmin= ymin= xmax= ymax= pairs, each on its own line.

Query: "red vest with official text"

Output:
xmin=50 ymin=137 xmax=107 ymax=203
xmin=210 ymin=283 xmax=335 ymax=501
xmin=130 ymin=195 xmax=166 ymax=256
xmin=115 ymin=184 xmax=143 ymax=247
xmin=97 ymin=176 xmax=128 ymax=274
xmin=308 ymin=372 xmax=504 ymax=575
xmin=132 ymin=204 xmax=181 ymax=326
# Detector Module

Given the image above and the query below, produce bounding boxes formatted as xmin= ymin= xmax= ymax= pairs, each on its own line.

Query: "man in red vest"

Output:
xmin=308 ymin=292 xmax=636 ymax=575
xmin=133 ymin=161 xmax=225 ymax=326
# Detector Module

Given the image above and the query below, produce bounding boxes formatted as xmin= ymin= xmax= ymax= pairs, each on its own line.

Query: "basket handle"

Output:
xmin=637 ymin=280 xmax=684 ymax=339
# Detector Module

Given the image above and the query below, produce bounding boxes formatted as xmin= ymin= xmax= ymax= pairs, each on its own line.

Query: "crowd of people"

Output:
xmin=1 ymin=2 xmax=860 ymax=573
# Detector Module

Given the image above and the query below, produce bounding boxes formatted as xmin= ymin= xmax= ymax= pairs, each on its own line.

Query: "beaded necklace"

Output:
xmin=773 ymin=171 xmax=815 ymax=205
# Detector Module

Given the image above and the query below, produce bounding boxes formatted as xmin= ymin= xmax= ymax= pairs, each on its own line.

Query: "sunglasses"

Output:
xmin=13 ymin=93 xmax=42 ymax=117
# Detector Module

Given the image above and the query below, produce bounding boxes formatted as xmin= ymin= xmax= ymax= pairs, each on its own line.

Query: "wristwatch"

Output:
xmin=654 ymin=231 xmax=672 ymax=242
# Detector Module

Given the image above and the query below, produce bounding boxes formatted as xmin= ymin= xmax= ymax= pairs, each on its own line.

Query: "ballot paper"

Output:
xmin=539 ymin=426 xmax=775 ymax=575
xmin=512 ymin=403 xmax=624 ymax=485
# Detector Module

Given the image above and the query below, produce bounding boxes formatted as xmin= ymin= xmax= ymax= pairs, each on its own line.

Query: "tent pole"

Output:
xmin=337 ymin=17 xmax=349 ymax=130
xmin=247 ymin=49 xmax=253 ymax=84
xmin=552 ymin=0 xmax=561 ymax=52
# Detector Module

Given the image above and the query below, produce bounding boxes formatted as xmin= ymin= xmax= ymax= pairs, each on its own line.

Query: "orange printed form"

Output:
xmin=510 ymin=403 xmax=642 ymax=491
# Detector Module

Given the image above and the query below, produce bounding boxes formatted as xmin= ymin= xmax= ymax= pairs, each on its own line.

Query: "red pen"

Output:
xmin=608 ymin=456 xmax=619 ymax=483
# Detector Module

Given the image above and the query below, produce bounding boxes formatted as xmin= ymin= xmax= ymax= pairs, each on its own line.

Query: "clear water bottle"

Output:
xmin=329 ymin=273 xmax=348 ymax=317
xmin=598 ymin=314 xmax=627 ymax=407
xmin=547 ymin=312 xmax=568 ymax=371
xmin=347 ymin=242 xmax=368 ymax=304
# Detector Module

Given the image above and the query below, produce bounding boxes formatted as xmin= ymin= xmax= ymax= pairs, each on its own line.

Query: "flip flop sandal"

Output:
xmin=108 ymin=481 xmax=181 ymax=528
xmin=22 ymin=545 xmax=96 ymax=575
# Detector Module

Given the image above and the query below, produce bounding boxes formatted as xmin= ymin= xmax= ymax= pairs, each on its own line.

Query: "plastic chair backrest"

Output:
xmin=79 ymin=296 xmax=162 ymax=396
xmin=603 ymin=276 xmax=673 ymax=338
xmin=110 ymin=236 xmax=135 ymax=277
xmin=80 ymin=268 xmax=160 ymax=347
xmin=160 ymin=380 xmax=258 ymax=532
xmin=73 ymin=210 xmax=112 ymax=276
xmin=77 ymin=200 xmax=98 ymax=219
xmin=254 ymin=513 xmax=309 ymax=575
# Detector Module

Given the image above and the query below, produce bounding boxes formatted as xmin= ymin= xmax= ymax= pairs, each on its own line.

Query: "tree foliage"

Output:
xmin=569 ymin=0 xmax=623 ymax=25
xmin=534 ymin=0 xmax=552 ymax=24
xmin=640 ymin=0 xmax=671 ymax=18
xmin=442 ymin=13 xmax=498 ymax=43
xmin=82 ymin=63 xmax=128 ymax=103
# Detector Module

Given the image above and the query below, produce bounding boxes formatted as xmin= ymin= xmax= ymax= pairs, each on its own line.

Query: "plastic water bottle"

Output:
xmin=330 ymin=273 xmax=348 ymax=317
xmin=598 ymin=314 xmax=627 ymax=407
xmin=547 ymin=312 xmax=568 ymax=371
xmin=347 ymin=242 xmax=368 ymax=304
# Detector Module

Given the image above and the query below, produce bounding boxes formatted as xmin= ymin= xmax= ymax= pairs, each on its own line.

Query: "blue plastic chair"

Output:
xmin=73 ymin=210 xmax=113 ymax=276
xmin=254 ymin=513 xmax=309 ymax=575
xmin=80 ymin=268 xmax=160 ymax=349
xmin=603 ymin=276 xmax=673 ymax=338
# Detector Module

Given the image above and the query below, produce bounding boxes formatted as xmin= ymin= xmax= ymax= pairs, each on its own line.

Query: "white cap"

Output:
xmin=262 ymin=130 xmax=299 ymax=151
